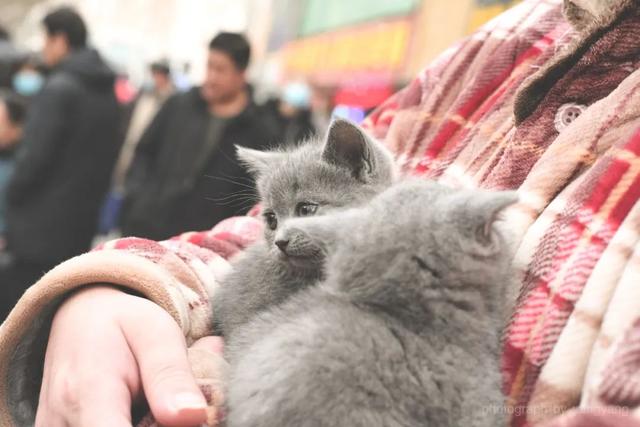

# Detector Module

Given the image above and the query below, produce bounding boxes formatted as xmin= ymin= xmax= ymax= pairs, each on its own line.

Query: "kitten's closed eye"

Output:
xmin=296 ymin=202 xmax=318 ymax=217
xmin=263 ymin=211 xmax=278 ymax=230
xmin=412 ymin=255 xmax=441 ymax=279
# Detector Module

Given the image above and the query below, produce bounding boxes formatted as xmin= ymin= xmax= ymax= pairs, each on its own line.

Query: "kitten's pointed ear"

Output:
xmin=456 ymin=191 xmax=519 ymax=257
xmin=322 ymin=118 xmax=375 ymax=181
xmin=236 ymin=145 xmax=283 ymax=177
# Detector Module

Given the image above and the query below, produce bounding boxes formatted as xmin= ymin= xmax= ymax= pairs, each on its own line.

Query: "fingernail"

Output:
xmin=169 ymin=392 xmax=207 ymax=414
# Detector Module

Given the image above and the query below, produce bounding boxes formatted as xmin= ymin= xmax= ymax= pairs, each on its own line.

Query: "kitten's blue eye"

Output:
xmin=263 ymin=211 xmax=278 ymax=230
xmin=296 ymin=202 xmax=318 ymax=217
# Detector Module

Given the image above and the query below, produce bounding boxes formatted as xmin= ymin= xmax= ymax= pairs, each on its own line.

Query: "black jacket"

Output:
xmin=121 ymin=87 xmax=280 ymax=240
xmin=6 ymin=48 xmax=121 ymax=264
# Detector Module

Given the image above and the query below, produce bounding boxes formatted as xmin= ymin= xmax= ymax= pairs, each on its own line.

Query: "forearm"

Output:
xmin=0 ymin=215 xmax=262 ymax=425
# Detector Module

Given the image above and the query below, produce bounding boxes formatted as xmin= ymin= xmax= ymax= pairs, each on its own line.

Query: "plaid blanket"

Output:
xmin=1 ymin=1 xmax=640 ymax=426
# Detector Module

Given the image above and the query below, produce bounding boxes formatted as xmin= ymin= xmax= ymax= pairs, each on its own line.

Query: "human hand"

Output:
xmin=36 ymin=285 xmax=222 ymax=427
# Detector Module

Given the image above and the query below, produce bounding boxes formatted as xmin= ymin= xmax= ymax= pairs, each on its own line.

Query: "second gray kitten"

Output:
xmin=225 ymin=180 xmax=517 ymax=427
xmin=213 ymin=118 xmax=396 ymax=338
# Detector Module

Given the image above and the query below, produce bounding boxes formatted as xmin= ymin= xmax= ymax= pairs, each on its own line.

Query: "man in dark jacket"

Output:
xmin=121 ymin=32 xmax=279 ymax=240
xmin=0 ymin=7 xmax=120 ymax=319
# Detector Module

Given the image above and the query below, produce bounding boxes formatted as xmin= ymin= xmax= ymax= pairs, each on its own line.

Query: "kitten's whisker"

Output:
xmin=206 ymin=193 xmax=257 ymax=203
xmin=206 ymin=197 xmax=256 ymax=205
xmin=207 ymin=191 xmax=257 ymax=202
xmin=205 ymin=195 xmax=258 ymax=207
xmin=205 ymin=175 xmax=256 ymax=190
xmin=218 ymin=172 xmax=255 ymax=184
xmin=233 ymin=204 xmax=258 ymax=214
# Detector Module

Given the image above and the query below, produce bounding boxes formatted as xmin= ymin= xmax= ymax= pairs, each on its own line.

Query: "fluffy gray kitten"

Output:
xmin=213 ymin=118 xmax=397 ymax=338
xmin=225 ymin=180 xmax=517 ymax=427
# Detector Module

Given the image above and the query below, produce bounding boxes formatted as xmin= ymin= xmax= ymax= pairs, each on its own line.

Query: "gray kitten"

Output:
xmin=225 ymin=180 xmax=517 ymax=427
xmin=213 ymin=118 xmax=397 ymax=338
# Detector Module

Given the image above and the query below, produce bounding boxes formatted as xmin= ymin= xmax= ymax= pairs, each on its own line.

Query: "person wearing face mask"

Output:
xmin=0 ymin=7 xmax=120 ymax=321
xmin=11 ymin=57 xmax=45 ymax=98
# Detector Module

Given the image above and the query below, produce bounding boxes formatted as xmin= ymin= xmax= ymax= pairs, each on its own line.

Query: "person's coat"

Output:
xmin=5 ymin=48 xmax=121 ymax=265
xmin=121 ymin=87 xmax=280 ymax=240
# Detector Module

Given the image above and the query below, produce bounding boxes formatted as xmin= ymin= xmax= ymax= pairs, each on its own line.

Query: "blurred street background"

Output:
xmin=2 ymin=0 xmax=520 ymax=109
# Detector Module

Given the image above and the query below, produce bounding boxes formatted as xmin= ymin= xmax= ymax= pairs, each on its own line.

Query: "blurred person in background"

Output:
xmin=97 ymin=60 xmax=176 ymax=235
xmin=174 ymin=61 xmax=192 ymax=92
xmin=0 ymin=7 xmax=121 ymax=320
xmin=309 ymin=83 xmax=336 ymax=133
xmin=113 ymin=59 xmax=175 ymax=193
xmin=121 ymin=32 xmax=279 ymax=240
xmin=0 ymin=91 xmax=25 ymax=250
xmin=264 ymin=81 xmax=316 ymax=143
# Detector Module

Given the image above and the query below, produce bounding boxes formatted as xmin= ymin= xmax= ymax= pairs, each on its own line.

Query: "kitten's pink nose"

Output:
xmin=275 ymin=239 xmax=289 ymax=252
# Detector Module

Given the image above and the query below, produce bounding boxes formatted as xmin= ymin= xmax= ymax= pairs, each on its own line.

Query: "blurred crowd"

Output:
xmin=0 ymin=6 xmax=336 ymax=320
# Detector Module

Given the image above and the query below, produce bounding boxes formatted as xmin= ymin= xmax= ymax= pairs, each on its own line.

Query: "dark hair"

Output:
xmin=208 ymin=32 xmax=251 ymax=71
xmin=150 ymin=60 xmax=171 ymax=76
xmin=0 ymin=91 xmax=27 ymax=124
xmin=42 ymin=7 xmax=87 ymax=49
xmin=0 ymin=25 xmax=9 ymax=41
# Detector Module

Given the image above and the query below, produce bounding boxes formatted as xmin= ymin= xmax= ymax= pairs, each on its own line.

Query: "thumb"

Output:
xmin=124 ymin=307 xmax=208 ymax=427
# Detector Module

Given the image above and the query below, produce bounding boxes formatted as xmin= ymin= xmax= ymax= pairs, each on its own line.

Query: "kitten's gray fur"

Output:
xmin=225 ymin=180 xmax=517 ymax=427
xmin=213 ymin=118 xmax=397 ymax=338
